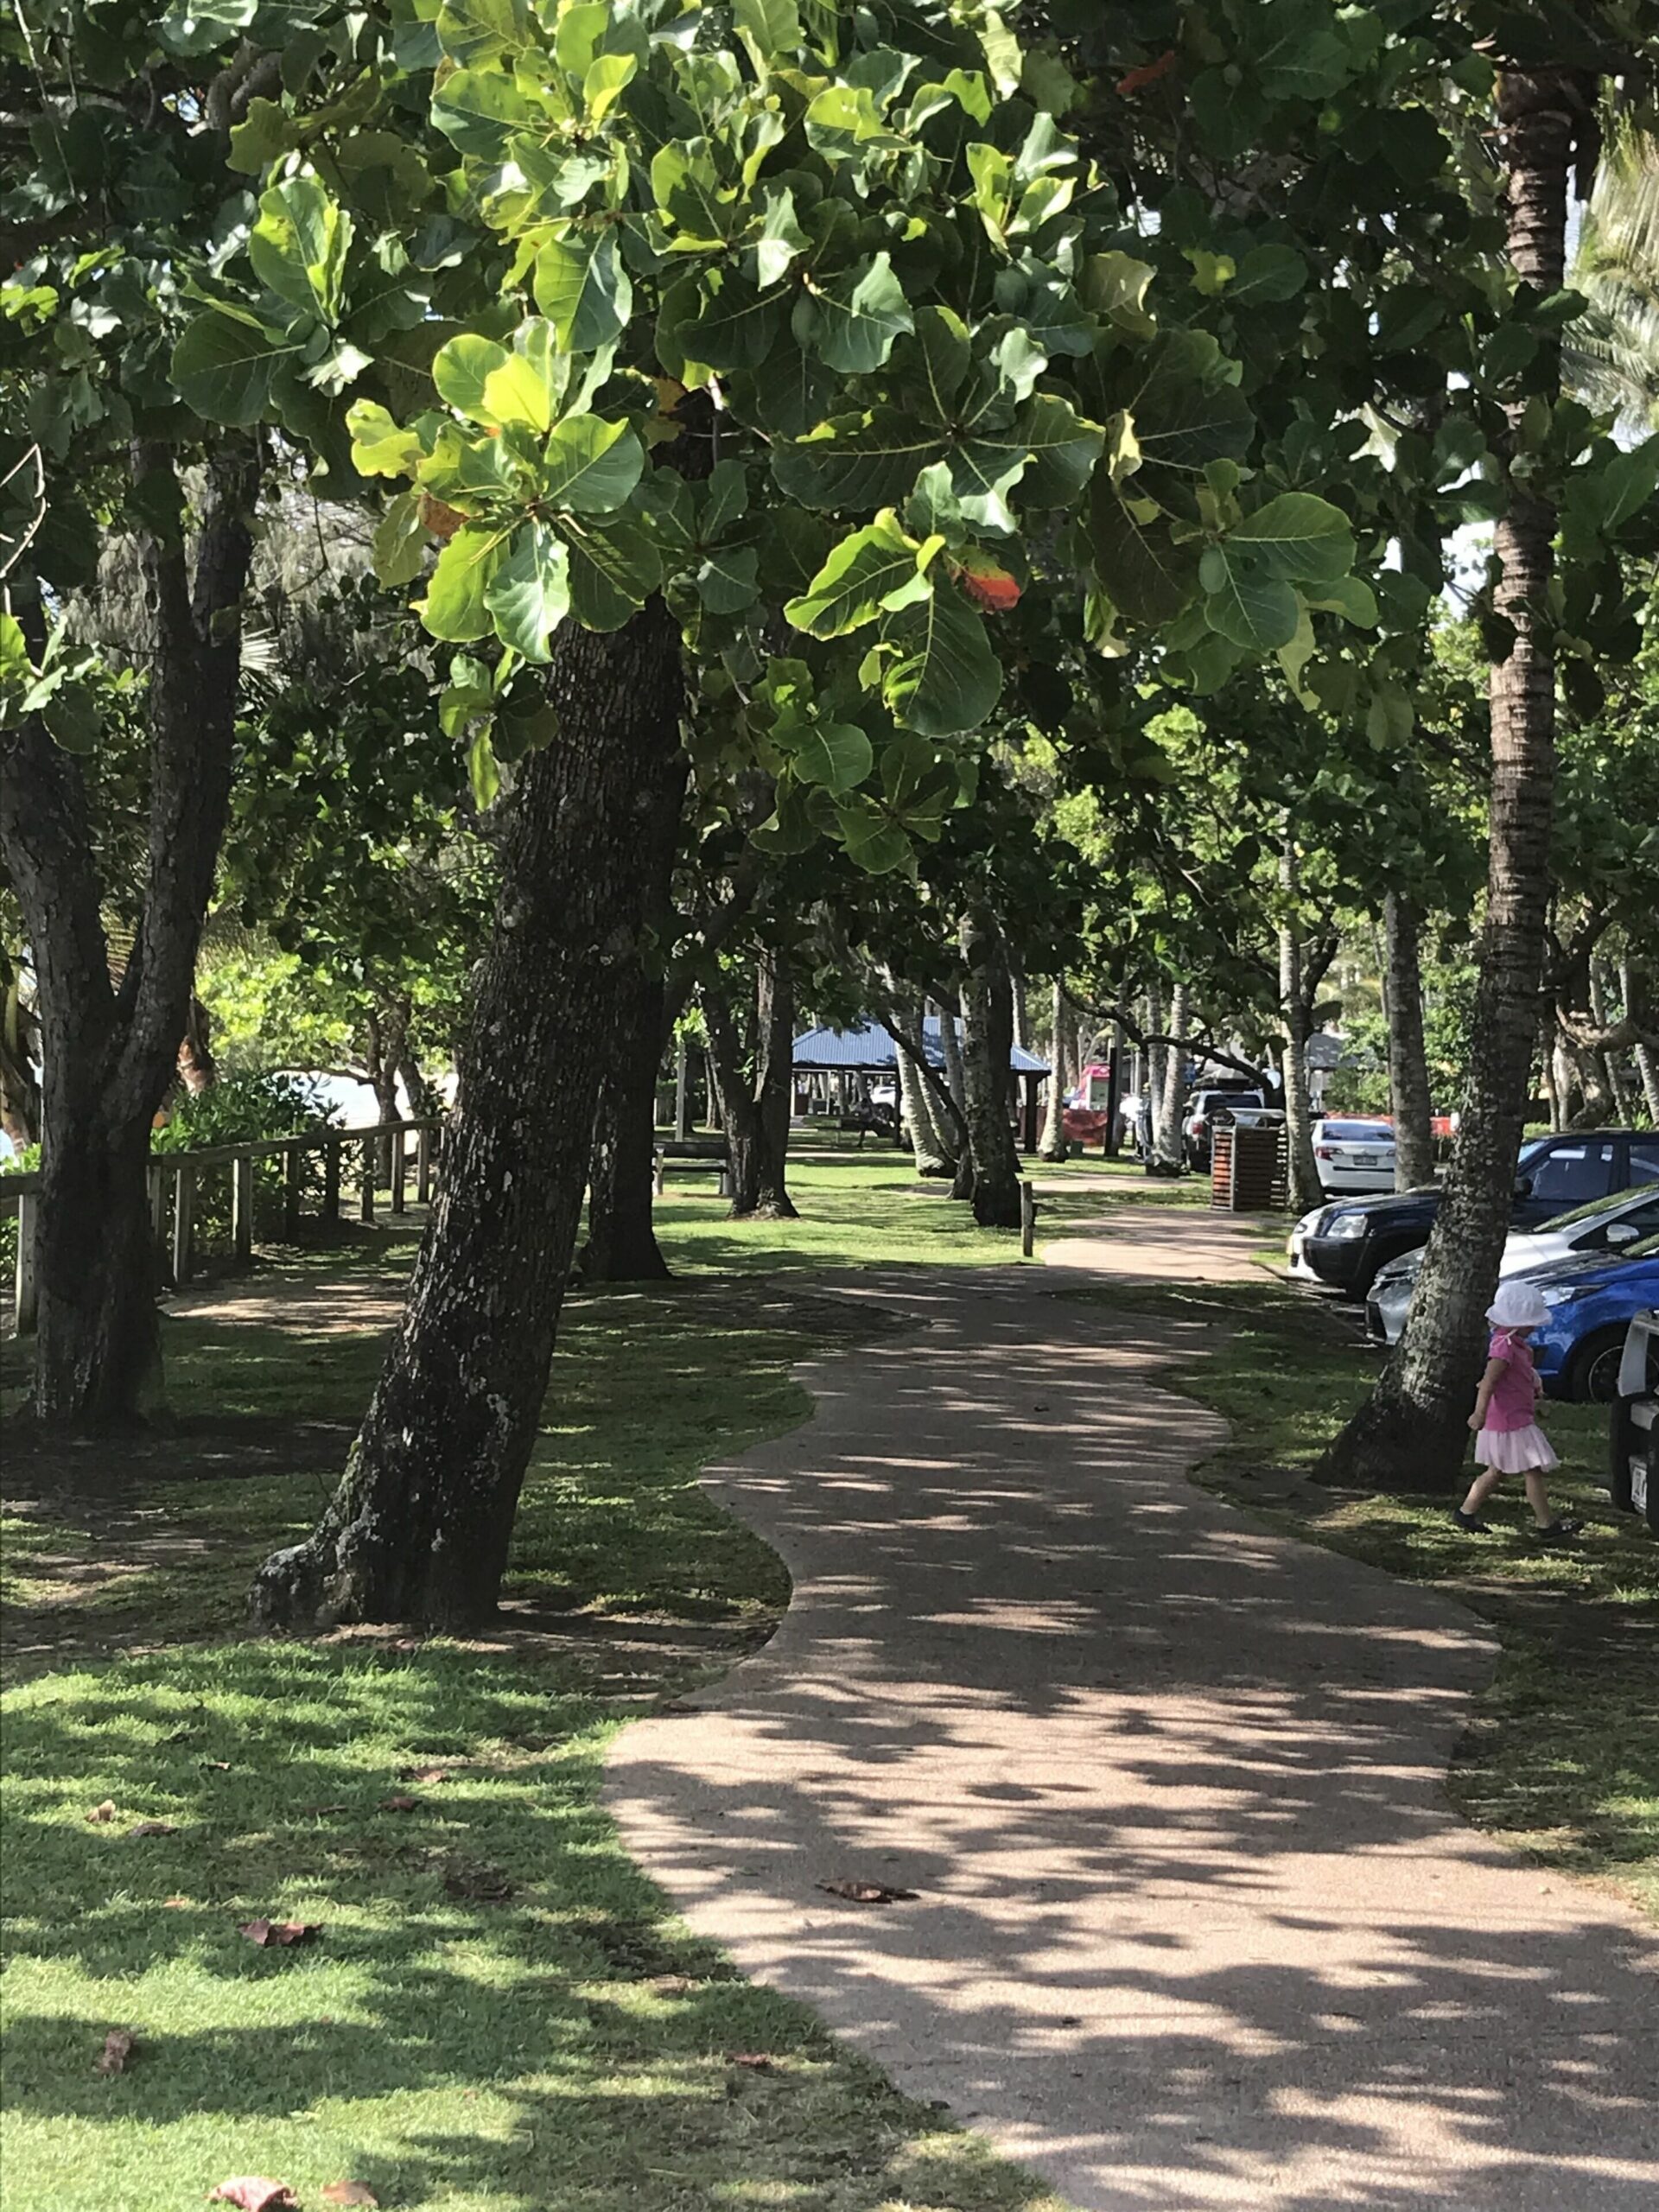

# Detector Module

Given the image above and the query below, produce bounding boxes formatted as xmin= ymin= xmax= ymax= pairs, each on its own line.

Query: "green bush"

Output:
xmin=152 ymin=1072 xmax=338 ymax=1255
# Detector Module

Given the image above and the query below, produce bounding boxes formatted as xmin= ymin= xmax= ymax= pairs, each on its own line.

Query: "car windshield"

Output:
xmin=1320 ymin=1122 xmax=1393 ymax=1141
xmin=1535 ymin=1188 xmax=1646 ymax=1232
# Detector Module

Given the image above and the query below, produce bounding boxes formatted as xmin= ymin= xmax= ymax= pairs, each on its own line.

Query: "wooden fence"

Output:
xmin=3 ymin=1117 xmax=442 ymax=1337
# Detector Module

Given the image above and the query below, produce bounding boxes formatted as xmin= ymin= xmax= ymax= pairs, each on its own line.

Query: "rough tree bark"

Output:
xmin=958 ymin=906 xmax=1023 ymax=1228
xmin=1038 ymin=979 xmax=1071 ymax=1160
xmin=1154 ymin=982 xmax=1187 ymax=1166
xmin=1279 ymin=840 xmax=1325 ymax=1216
xmin=1383 ymin=893 xmax=1438 ymax=1189
xmin=703 ymin=946 xmax=798 ymax=1219
xmin=0 ymin=442 xmax=258 ymax=1426
xmin=581 ymin=733 xmax=688 ymax=1280
xmin=894 ymin=1003 xmax=952 ymax=1173
xmin=250 ymin=599 xmax=686 ymax=1628
xmin=1324 ymin=67 xmax=1574 ymax=1490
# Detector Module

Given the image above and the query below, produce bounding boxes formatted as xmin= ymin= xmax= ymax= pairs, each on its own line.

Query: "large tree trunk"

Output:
xmin=1154 ymin=982 xmax=1187 ymax=1166
xmin=703 ymin=950 xmax=798 ymax=1220
xmin=1383 ymin=893 xmax=1437 ymax=1189
xmin=250 ymin=601 xmax=685 ymax=1629
xmin=1279 ymin=841 xmax=1325 ymax=1215
xmin=1323 ymin=69 xmax=1570 ymax=1491
xmin=582 ymin=729 xmax=688 ymax=1280
xmin=1038 ymin=979 xmax=1071 ymax=1160
xmin=895 ymin=1002 xmax=952 ymax=1174
xmin=959 ymin=906 xmax=1022 ymax=1228
xmin=0 ymin=442 xmax=257 ymax=1426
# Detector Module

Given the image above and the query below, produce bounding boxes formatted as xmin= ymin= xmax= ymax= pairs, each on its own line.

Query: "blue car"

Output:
xmin=1521 ymin=1236 xmax=1659 ymax=1402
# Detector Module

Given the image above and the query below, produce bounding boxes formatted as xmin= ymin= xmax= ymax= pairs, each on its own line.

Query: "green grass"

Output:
xmin=1065 ymin=1277 xmax=1659 ymax=1917
xmin=3 ymin=1241 xmax=1069 ymax=2212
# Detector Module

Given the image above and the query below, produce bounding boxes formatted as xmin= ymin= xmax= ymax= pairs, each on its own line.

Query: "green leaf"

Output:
xmin=753 ymin=186 xmax=811 ymax=288
xmin=171 ymin=311 xmax=295 ymax=426
xmin=485 ymin=521 xmax=571 ymax=660
xmin=1127 ymin=370 xmax=1254 ymax=512
xmin=1011 ymin=392 xmax=1105 ymax=506
xmin=1365 ymin=685 xmax=1415 ymax=747
xmin=734 ymin=0 xmax=801 ymax=59
xmin=561 ymin=514 xmax=663 ymax=629
xmin=794 ymin=253 xmax=913 ymax=374
xmin=420 ymin=523 xmax=508 ymax=641
xmin=250 ymin=175 xmax=353 ymax=322
xmin=791 ymin=718 xmax=872 ymax=794
xmin=541 ymin=416 xmax=644 ymax=513
xmin=772 ymin=410 xmax=944 ymax=513
xmin=1200 ymin=565 xmax=1300 ymax=652
xmin=41 ymin=678 xmax=100 ymax=753
xmin=533 ymin=230 xmax=632 ymax=353
xmin=1229 ymin=245 xmax=1307 ymax=306
xmin=584 ymin=50 xmax=637 ymax=120
xmin=467 ymin=726 xmax=502 ymax=809
xmin=1304 ymin=575 xmax=1378 ymax=627
xmin=227 ymin=97 xmax=294 ymax=174
xmin=347 ymin=398 xmax=423 ymax=479
xmin=431 ymin=67 xmax=537 ymax=160
xmin=1601 ymin=437 xmax=1659 ymax=531
xmin=785 ymin=513 xmax=936 ymax=638
xmin=435 ymin=0 xmax=530 ymax=71
xmin=372 ymin=489 xmax=428 ymax=587
xmin=483 ymin=351 xmax=555 ymax=434
xmin=433 ymin=334 xmax=510 ymax=423
xmin=880 ymin=580 xmax=1001 ymax=737
xmin=1227 ymin=492 xmax=1354 ymax=582
xmin=659 ymin=267 xmax=786 ymax=374
xmin=555 ymin=0 xmax=647 ymax=75
xmin=833 ymin=793 xmax=912 ymax=874
xmin=696 ymin=545 xmax=760 ymax=614
xmin=155 ymin=0 xmax=256 ymax=58
xmin=1087 ymin=480 xmax=1200 ymax=624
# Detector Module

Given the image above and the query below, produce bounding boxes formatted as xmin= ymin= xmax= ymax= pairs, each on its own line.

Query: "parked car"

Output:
xmin=1525 ymin=1238 xmax=1659 ymax=1402
xmin=1289 ymin=1128 xmax=1659 ymax=1300
xmin=1609 ymin=1308 xmax=1657 ymax=1530
xmin=1312 ymin=1116 xmax=1396 ymax=1194
xmin=1183 ymin=1083 xmax=1268 ymax=1167
xmin=1366 ymin=1183 xmax=1659 ymax=1345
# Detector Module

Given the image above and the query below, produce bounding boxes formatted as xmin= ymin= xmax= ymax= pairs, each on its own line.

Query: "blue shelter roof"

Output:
xmin=792 ymin=1018 xmax=1049 ymax=1076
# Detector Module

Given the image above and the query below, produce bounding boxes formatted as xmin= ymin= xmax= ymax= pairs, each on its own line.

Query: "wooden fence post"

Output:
xmin=1020 ymin=1179 xmax=1036 ymax=1259
xmin=416 ymin=1124 xmax=433 ymax=1203
xmin=14 ymin=1192 xmax=38 ymax=1334
xmin=283 ymin=1147 xmax=302 ymax=1238
xmin=232 ymin=1153 xmax=255 ymax=1265
xmin=149 ymin=1164 xmax=167 ymax=1262
xmin=172 ymin=1163 xmax=196 ymax=1287
xmin=323 ymin=1139 xmax=341 ymax=1225
xmin=653 ymin=1147 xmax=665 ymax=1196
xmin=391 ymin=1127 xmax=407 ymax=1215
xmin=360 ymin=1135 xmax=377 ymax=1223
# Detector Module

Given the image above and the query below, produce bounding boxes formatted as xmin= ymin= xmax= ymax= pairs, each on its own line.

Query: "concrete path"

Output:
xmin=605 ymin=1246 xmax=1658 ymax=2211
xmin=1031 ymin=1198 xmax=1273 ymax=1283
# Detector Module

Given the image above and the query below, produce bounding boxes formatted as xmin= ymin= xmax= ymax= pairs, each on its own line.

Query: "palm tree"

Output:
xmin=1567 ymin=114 xmax=1659 ymax=430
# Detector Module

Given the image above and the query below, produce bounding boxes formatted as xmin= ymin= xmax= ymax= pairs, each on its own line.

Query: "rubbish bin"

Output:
xmin=1211 ymin=1118 xmax=1288 ymax=1211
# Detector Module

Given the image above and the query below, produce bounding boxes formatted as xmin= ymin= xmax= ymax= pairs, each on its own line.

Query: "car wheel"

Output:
xmin=1571 ymin=1327 xmax=1629 ymax=1405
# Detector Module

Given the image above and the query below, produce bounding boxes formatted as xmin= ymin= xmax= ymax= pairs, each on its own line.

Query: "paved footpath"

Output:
xmin=605 ymin=1234 xmax=1658 ymax=2212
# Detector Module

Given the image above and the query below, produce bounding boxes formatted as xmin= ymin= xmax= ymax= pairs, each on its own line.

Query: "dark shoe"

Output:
xmin=1530 ymin=1517 xmax=1583 ymax=1543
xmin=1452 ymin=1508 xmax=1491 ymax=1534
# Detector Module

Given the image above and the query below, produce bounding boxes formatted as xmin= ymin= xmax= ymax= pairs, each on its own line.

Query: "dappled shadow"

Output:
xmin=608 ymin=1267 xmax=1659 ymax=2211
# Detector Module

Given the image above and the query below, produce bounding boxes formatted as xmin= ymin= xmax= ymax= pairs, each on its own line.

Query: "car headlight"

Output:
xmin=1327 ymin=1213 xmax=1368 ymax=1239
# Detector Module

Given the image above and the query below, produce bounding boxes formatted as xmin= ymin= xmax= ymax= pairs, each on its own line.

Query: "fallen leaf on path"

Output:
xmin=96 ymin=2030 xmax=134 ymax=2075
xmin=85 ymin=1800 xmax=117 ymax=1824
xmin=816 ymin=1878 xmax=918 ymax=1904
xmin=207 ymin=2181 xmax=297 ymax=2210
xmin=238 ymin=1918 xmax=321 ymax=1948
xmin=321 ymin=2184 xmax=379 ymax=2207
xmin=657 ymin=1701 xmax=704 ymax=1716
xmin=129 ymin=1820 xmax=178 ymax=1838
xmin=442 ymin=1864 xmax=514 ymax=1903
xmin=378 ymin=1795 xmax=421 ymax=1813
xmin=727 ymin=2052 xmax=776 ymax=2070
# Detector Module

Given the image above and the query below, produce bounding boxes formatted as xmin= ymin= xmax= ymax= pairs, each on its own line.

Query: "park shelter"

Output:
xmin=791 ymin=1019 xmax=1052 ymax=1152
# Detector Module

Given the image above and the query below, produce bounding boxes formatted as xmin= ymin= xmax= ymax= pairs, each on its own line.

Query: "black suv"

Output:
xmin=1299 ymin=1128 xmax=1659 ymax=1299
xmin=1183 ymin=1081 xmax=1269 ymax=1168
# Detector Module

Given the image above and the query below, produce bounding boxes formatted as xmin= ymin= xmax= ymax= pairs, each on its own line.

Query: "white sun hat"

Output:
xmin=1487 ymin=1281 xmax=1551 ymax=1330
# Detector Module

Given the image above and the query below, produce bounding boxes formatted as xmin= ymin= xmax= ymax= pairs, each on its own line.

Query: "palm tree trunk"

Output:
xmin=1279 ymin=840 xmax=1325 ymax=1215
xmin=1383 ymin=893 xmax=1437 ymax=1189
xmin=1038 ymin=979 xmax=1071 ymax=1160
xmin=1324 ymin=67 xmax=1573 ymax=1491
xmin=1154 ymin=982 xmax=1187 ymax=1166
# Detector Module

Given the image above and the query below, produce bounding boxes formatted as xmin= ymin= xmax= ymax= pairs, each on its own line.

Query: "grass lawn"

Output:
xmin=1064 ymin=1276 xmax=1659 ymax=1920
xmin=2 ymin=1162 xmax=1077 ymax=2212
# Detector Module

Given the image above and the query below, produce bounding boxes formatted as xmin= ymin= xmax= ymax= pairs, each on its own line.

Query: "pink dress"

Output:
xmin=1473 ymin=1327 xmax=1558 ymax=1473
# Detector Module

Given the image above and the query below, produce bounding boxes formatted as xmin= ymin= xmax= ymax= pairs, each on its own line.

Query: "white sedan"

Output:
xmin=1313 ymin=1116 xmax=1396 ymax=1194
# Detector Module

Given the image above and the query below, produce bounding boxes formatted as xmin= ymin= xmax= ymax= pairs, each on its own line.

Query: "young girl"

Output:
xmin=1454 ymin=1281 xmax=1582 ymax=1541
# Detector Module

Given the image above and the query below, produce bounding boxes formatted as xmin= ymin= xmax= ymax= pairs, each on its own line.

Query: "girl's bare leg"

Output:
xmin=1459 ymin=1467 xmax=1505 ymax=1516
xmin=1522 ymin=1471 xmax=1554 ymax=1527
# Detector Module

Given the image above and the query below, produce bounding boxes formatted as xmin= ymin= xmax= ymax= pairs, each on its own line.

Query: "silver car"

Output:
xmin=1366 ymin=1183 xmax=1659 ymax=1344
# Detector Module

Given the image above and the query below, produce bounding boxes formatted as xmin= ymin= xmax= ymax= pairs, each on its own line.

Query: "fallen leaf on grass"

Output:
xmin=321 ymin=2185 xmax=379 ymax=2207
xmin=727 ymin=2051 xmax=776 ymax=2070
xmin=96 ymin=2030 xmax=134 ymax=2075
xmin=238 ymin=1918 xmax=321 ymax=1948
xmin=816 ymin=1878 xmax=918 ymax=1904
xmin=398 ymin=1764 xmax=454 ymax=1785
xmin=85 ymin=1800 xmax=117 ymax=1824
xmin=378 ymin=1795 xmax=421 ymax=1813
xmin=207 ymin=2181 xmax=298 ymax=2210
xmin=129 ymin=1820 xmax=178 ymax=1838
xmin=442 ymin=1864 xmax=514 ymax=1903
xmin=200 ymin=1760 xmax=232 ymax=1772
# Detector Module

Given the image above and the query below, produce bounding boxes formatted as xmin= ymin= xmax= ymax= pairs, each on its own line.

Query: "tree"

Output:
xmin=702 ymin=944 xmax=799 ymax=1221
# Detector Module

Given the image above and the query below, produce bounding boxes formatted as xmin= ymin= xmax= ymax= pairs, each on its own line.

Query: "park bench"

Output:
xmin=836 ymin=1108 xmax=897 ymax=1147
xmin=652 ymin=1138 xmax=733 ymax=1197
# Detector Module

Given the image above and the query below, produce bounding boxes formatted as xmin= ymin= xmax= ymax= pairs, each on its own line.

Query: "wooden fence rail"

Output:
xmin=2 ymin=1117 xmax=442 ymax=1338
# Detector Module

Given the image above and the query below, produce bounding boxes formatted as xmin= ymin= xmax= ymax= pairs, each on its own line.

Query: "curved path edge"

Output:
xmin=604 ymin=1259 xmax=1658 ymax=2212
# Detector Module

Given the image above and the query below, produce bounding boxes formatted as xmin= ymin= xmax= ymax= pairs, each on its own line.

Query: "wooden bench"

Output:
xmin=653 ymin=1140 xmax=732 ymax=1196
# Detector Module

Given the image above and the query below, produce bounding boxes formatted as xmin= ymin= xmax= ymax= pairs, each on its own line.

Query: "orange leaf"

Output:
xmin=321 ymin=2185 xmax=379 ymax=2207
xmin=728 ymin=2051 xmax=776 ymax=2070
xmin=953 ymin=555 xmax=1022 ymax=614
xmin=85 ymin=1800 xmax=117 ymax=1824
xmin=1116 ymin=49 xmax=1177 ymax=95
xmin=207 ymin=2182 xmax=298 ymax=2211
xmin=96 ymin=2030 xmax=134 ymax=2075
xmin=238 ymin=1918 xmax=321 ymax=1948
xmin=417 ymin=493 xmax=467 ymax=543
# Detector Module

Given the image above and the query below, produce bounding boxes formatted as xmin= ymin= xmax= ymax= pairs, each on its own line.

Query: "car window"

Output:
xmin=1624 ymin=1234 xmax=1659 ymax=1258
xmin=1529 ymin=1141 xmax=1616 ymax=1205
xmin=1630 ymin=1140 xmax=1659 ymax=1186
xmin=1319 ymin=1122 xmax=1393 ymax=1141
xmin=1538 ymin=1187 xmax=1646 ymax=1231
